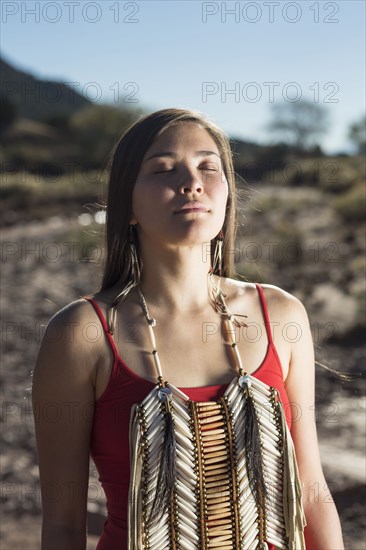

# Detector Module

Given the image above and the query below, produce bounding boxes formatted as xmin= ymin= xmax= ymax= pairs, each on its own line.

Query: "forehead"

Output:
xmin=146 ymin=122 xmax=219 ymax=155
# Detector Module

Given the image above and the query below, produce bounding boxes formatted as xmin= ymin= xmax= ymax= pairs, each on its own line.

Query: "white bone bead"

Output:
xmin=179 ymin=538 xmax=197 ymax=550
xmin=232 ymin=343 xmax=244 ymax=372
xmin=176 ymin=478 xmax=195 ymax=501
xmin=178 ymin=520 xmax=199 ymax=542
xmin=177 ymin=455 xmax=194 ymax=476
xmin=250 ymin=376 xmax=272 ymax=395
xmin=146 ymin=409 xmax=164 ymax=430
xmin=167 ymin=383 xmax=190 ymax=402
xmin=176 ymin=494 xmax=197 ymax=517
xmin=224 ymin=379 xmax=240 ymax=401
xmin=146 ymin=322 xmax=157 ymax=350
xmin=176 ymin=470 xmax=197 ymax=492
xmin=267 ymin=524 xmax=286 ymax=546
xmin=152 ymin=352 xmax=163 ymax=379
xmin=142 ymin=389 xmax=158 ymax=409
xmin=146 ymin=422 xmax=164 ymax=442
xmin=262 ymin=440 xmax=281 ymax=458
xmin=176 ymin=438 xmax=195 ymax=463
xmin=148 ymin=526 xmax=170 ymax=547
xmin=175 ymin=429 xmax=195 ymax=450
xmin=171 ymin=400 xmax=191 ymax=422
xmin=176 ymin=506 xmax=197 ymax=531
xmin=174 ymin=413 xmax=194 ymax=439
xmin=243 ymin=521 xmax=259 ymax=546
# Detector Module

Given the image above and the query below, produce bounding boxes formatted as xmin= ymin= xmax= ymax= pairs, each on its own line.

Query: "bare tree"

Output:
xmin=267 ymin=100 xmax=330 ymax=150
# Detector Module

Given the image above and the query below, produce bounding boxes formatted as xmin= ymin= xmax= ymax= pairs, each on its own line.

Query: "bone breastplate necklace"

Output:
xmin=127 ymin=286 xmax=306 ymax=550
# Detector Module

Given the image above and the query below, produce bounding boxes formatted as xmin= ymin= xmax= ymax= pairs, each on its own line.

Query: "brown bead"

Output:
xmin=205 ymin=473 xmax=230 ymax=483
xmin=201 ymin=421 xmax=225 ymax=431
xmin=202 ymin=432 xmax=226 ymax=441
xmin=202 ymin=444 xmax=226 ymax=454
xmin=206 ymin=489 xmax=230 ymax=498
xmin=206 ymin=517 xmax=231 ymax=527
xmin=204 ymin=464 xmax=229 ymax=473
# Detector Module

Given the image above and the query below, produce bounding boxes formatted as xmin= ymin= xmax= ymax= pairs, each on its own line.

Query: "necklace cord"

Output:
xmin=137 ymin=281 xmax=246 ymax=385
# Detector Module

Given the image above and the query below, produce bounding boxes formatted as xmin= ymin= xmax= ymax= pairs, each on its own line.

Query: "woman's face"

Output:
xmin=131 ymin=122 xmax=229 ymax=248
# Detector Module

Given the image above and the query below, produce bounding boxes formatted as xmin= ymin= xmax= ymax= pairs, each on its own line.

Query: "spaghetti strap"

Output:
xmin=254 ymin=283 xmax=274 ymax=345
xmin=84 ymin=297 xmax=119 ymax=360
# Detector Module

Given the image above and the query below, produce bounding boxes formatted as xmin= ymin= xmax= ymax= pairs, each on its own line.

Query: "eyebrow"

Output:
xmin=143 ymin=150 xmax=221 ymax=163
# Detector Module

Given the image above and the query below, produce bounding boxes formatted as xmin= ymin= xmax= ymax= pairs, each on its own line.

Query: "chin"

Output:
xmin=170 ymin=224 xmax=220 ymax=245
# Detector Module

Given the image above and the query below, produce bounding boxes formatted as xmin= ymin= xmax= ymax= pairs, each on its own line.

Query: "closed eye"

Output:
xmin=200 ymin=164 xmax=220 ymax=172
xmin=154 ymin=169 xmax=176 ymax=174
xmin=153 ymin=164 xmax=220 ymax=174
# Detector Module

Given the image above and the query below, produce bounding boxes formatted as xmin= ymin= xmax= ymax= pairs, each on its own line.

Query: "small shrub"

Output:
xmin=333 ymin=184 xmax=365 ymax=222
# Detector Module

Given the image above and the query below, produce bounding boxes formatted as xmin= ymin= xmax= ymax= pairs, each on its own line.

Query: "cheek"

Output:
xmin=218 ymin=181 xmax=229 ymax=222
xmin=215 ymin=177 xmax=229 ymax=206
xmin=131 ymin=181 xmax=173 ymax=225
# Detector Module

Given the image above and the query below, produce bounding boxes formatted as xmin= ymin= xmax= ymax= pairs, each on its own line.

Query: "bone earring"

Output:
xmin=212 ymin=230 xmax=224 ymax=276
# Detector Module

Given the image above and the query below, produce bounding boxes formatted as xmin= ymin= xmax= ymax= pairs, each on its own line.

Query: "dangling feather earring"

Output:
xmin=212 ymin=229 xmax=224 ymax=277
xmin=108 ymin=224 xmax=141 ymax=334
xmin=128 ymin=224 xmax=141 ymax=284
xmin=208 ymin=231 xmax=248 ymax=327
xmin=208 ymin=230 xmax=224 ymax=310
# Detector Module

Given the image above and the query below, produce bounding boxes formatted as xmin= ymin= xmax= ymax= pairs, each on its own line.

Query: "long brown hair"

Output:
xmin=100 ymin=108 xmax=238 ymax=292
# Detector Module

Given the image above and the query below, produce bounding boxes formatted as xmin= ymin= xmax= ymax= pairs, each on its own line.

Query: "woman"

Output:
xmin=32 ymin=108 xmax=344 ymax=549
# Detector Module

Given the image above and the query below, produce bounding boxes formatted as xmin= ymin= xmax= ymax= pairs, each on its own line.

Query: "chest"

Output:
xmin=94 ymin=307 xmax=291 ymax=399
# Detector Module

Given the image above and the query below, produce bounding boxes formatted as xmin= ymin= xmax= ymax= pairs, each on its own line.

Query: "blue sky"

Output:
xmin=1 ymin=0 xmax=365 ymax=153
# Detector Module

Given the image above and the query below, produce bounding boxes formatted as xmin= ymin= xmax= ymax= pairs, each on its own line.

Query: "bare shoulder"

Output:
xmin=35 ymin=297 xmax=101 ymax=383
xmin=47 ymin=296 xmax=96 ymax=327
xmin=45 ymin=297 xmax=101 ymax=344
xmin=223 ymin=278 xmax=309 ymax=325
xmin=259 ymin=283 xmax=309 ymax=323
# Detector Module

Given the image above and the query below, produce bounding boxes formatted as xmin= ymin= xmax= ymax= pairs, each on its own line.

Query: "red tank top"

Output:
xmin=87 ymin=283 xmax=292 ymax=550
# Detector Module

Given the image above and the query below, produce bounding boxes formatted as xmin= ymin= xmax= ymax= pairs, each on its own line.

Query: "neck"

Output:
xmin=137 ymin=240 xmax=215 ymax=314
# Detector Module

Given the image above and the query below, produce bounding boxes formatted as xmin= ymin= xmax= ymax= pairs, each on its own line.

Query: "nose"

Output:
xmin=178 ymin=169 xmax=203 ymax=195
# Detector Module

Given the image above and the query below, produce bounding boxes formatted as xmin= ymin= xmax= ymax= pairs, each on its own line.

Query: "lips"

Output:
xmin=174 ymin=202 xmax=210 ymax=214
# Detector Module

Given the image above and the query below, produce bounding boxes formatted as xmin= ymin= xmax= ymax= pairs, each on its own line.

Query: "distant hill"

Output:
xmin=0 ymin=57 xmax=91 ymax=122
